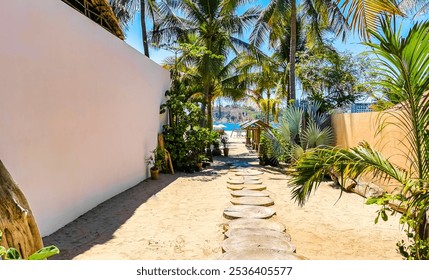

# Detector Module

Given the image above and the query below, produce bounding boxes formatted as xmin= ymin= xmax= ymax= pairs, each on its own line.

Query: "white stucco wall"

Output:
xmin=0 ymin=0 xmax=170 ymax=236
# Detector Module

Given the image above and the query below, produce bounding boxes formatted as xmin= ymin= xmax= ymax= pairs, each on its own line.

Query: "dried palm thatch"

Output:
xmin=61 ymin=0 xmax=124 ymax=40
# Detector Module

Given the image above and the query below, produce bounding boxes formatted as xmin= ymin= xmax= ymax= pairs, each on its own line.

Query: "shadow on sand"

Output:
xmin=42 ymin=144 xmax=260 ymax=259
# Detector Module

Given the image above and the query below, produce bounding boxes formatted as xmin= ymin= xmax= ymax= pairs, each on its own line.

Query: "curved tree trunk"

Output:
xmin=289 ymin=0 xmax=297 ymax=101
xmin=0 ymin=160 xmax=43 ymax=259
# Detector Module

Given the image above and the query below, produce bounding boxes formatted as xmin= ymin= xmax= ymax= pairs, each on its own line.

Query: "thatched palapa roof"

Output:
xmin=62 ymin=0 xmax=124 ymax=40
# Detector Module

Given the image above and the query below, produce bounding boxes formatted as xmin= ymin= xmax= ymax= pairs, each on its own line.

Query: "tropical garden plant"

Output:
xmin=289 ymin=17 xmax=429 ymax=259
xmin=263 ymin=101 xmax=333 ymax=164
xmin=160 ymin=73 xmax=214 ymax=172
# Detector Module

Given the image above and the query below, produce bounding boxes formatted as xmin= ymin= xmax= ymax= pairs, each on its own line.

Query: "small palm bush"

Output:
xmin=263 ymin=101 xmax=333 ymax=164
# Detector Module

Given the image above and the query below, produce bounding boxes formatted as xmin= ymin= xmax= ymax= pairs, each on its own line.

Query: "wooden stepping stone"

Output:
xmin=225 ymin=218 xmax=286 ymax=232
xmin=231 ymin=189 xmax=270 ymax=197
xmin=227 ymin=179 xmax=262 ymax=185
xmin=229 ymin=176 xmax=263 ymax=180
xmin=222 ymin=236 xmax=296 ymax=253
xmin=220 ymin=249 xmax=307 ymax=260
xmin=227 ymin=185 xmax=244 ymax=190
xmin=230 ymin=196 xmax=274 ymax=206
xmin=224 ymin=228 xmax=292 ymax=241
xmin=227 ymin=185 xmax=267 ymax=191
xmin=235 ymin=170 xmax=264 ymax=176
xmin=242 ymin=184 xmax=266 ymax=191
xmin=223 ymin=205 xmax=275 ymax=219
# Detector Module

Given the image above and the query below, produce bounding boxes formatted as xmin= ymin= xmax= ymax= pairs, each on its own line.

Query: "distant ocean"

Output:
xmin=214 ymin=122 xmax=241 ymax=131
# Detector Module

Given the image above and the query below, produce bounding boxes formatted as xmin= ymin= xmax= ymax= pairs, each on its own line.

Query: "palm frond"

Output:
xmin=337 ymin=0 xmax=403 ymax=41
xmin=290 ymin=142 xmax=409 ymax=206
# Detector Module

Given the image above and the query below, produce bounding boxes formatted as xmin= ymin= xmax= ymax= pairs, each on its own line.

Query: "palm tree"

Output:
xmin=251 ymin=0 xmax=348 ymax=101
xmin=236 ymin=50 xmax=284 ymax=124
xmin=0 ymin=160 xmax=44 ymax=259
xmin=335 ymin=0 xmax=404 ymax=40
xmin=289 ymin=18 xmax=429 ymax=259
xmin=162 ymin=40 xmax=250 ymax=127
xmin=109 ymin=0 xmax=158 ymax=57
xmin=152 ymin=0 xmax=261 ymax=129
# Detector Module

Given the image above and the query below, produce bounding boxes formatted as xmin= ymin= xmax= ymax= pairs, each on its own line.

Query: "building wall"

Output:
xmin=0 ymin=0 xmax=170 ymax=236
xmin=331 ymin=111 xmax=410 ymax=191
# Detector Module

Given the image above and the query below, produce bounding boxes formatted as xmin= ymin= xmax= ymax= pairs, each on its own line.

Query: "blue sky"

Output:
xmin=123 ymin=0 xmax=372 ymax=64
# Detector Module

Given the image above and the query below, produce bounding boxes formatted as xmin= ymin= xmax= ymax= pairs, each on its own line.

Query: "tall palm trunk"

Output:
xmin=266 ymin=91 xmax=271 ymax=124
xmin=140 ymin=0 xmax=150 ymax=57
xmin=0 ymin=160 xmax=43 ymax=259
xmin=207 ymin=95 xmax=214 ymax=130
xmin=289 ymin=0 xmax=297 ymax=101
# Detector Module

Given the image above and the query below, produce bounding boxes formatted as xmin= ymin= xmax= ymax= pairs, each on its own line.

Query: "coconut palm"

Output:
xmin=251 ymin=0 xmax=348 ymax=102
xmin=335 ymin=0 xmax=405 ymax=40
xmin=109 ymin=0 xmax=158 ymax=57
xmin=289 ymin=18 xmax=429 ymax=259
xmin=162 ymin=40 xmax=249 ymax=125
xmin=152 ymin=0 xmax=260 ymax=129
xmin=236 ymin=50 xmax=285 ymax=125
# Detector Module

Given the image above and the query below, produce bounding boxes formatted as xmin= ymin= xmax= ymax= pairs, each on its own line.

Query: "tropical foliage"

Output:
xmin=153 ymin=0 xmax=260 ymax=129
xmin=251 ymin=0 xmax=348 ymax=101
xmin=109 ymin=0 xmax=159 ymax=56
xmin=289 ymin=17 xmax=429 ymax=259
xmin=160 ymin=75 xmax=214 ymax=172
xmin=297 ymin=47 xmax=377 ymax=111
xmin=263 ymin=101 xmax=333 ymax=164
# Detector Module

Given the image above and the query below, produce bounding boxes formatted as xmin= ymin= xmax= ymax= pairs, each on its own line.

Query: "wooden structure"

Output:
xmin=61 ymin=0 xmax=124 ymax=39
xmin=240 ymin=120 xmax=272 ymax=150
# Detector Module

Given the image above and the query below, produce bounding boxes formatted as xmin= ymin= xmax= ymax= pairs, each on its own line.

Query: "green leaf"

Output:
xmin=381 ymin=210 xmax=388 ymax=221
xmin=5 ymin=248 xmax=22 ymax=260
xmin=375 ymin=213 xmax=380 ymax=224
xmin=28 ymin=245 xmax=60 ymax=260
xmin=0 ymin=246 xmax=6 ymax=256
xmin=366 ymin=197 xmax=380 ymax=205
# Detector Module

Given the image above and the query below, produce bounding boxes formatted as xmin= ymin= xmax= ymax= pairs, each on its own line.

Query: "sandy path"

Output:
xmin=43 ymin=135 xmax=406 ymax=260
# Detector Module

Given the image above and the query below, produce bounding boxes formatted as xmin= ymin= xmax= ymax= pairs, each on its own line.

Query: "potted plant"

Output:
xmin=221 ymin=135 xmax=229 ymax=156
xmin=146 ymin=147 xmax=164 ymax=180
xmin=196 ymin=154 xmax=206 ymax=171
xmin=212 ymin=140 xmax=222 ymax=156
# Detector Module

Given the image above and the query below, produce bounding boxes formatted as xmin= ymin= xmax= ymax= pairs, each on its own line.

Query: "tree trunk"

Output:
xmin=289 ymin=0 xmax=297 ymax=101
xmin=207 ymin=95 xmax=214 ymax=130
xmin=140 ymin=0 xmax=150 ymax=57
xmin=201 ymin=102 xmax=207 ymax=128
xmin=0 ymin=160 xmax=43 ymax=259
xmin=266 ymin=91 xmax=270 ymax=125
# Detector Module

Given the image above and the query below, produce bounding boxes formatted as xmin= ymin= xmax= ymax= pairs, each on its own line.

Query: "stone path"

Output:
xmin=220 ymin=166 xmax=307 ymax=260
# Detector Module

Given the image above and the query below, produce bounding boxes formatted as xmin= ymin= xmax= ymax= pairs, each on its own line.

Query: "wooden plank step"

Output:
xmin=223 ymin=205 xmax=275 ymax=219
